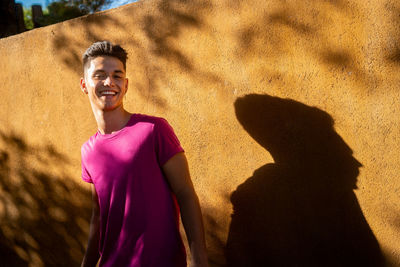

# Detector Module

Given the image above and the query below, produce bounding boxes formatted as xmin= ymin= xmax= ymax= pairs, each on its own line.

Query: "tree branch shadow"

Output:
xmin=384 ymin=2 xmax=400 ymax=67
xmin=50 ymin=0 xmax=220 ymax=109
xmin=0 ymin=130 xmax=91 ymax=267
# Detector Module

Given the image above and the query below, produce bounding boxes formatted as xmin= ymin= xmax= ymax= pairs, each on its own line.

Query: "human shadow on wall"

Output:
xmin=226 ymin=94 xmax=384 ymax=266
xmin=0 ymin=130 xmax=91 ymax=267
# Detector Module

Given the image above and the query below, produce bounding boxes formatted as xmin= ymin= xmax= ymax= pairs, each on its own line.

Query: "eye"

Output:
xmin=114 ymin=75 xmax=123 ymax=79
xmin=93 ymin=73 xmax=106 ymax=79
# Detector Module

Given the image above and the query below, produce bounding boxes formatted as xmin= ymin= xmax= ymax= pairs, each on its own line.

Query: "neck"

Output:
xmin=92 ymin=106 xmax=131 ymax=134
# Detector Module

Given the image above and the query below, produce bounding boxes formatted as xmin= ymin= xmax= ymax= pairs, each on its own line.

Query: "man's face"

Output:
xmin=80 ymin=56 xmax=128 ymax=112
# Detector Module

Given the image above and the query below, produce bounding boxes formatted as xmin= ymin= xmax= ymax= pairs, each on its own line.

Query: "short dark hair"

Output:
xmin=82 ymin=41 xmax=128 ymax=73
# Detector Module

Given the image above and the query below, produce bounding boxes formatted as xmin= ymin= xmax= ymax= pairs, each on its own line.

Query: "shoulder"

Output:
xmin=134 ymin=113 xmax=168 ymax=124
xmin=133 ymin=114 xmax=179 ymax=141
xmin=81 ymin=133 xmax=99 ymax=156
xmin=133 ymin=114 xmax=171 ymax=131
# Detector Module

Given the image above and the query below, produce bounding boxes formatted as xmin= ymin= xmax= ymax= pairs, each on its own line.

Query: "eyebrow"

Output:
xmin=93 ymin=69 xmax=125 ymax=74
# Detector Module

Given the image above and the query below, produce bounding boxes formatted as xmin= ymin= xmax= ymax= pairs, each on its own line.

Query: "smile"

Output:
xmin=100 ymin=90 xmax=118 ymax=96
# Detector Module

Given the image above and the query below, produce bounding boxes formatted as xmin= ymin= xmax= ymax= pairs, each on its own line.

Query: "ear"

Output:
xmin=80 ymin=77 xmax=88 ymax=94
xmin=124 ymin=78 xmax=129 ymax=94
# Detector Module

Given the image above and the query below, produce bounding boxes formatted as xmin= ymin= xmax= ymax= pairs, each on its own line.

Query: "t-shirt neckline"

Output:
xmin=96 ymin=113 xmax=137 ymax=140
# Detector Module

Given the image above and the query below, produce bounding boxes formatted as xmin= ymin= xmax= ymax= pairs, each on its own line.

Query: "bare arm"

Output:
xmin=162 ymin=152 xmax=209 ymax=267
xmin=81 ymin=185 xmax=101 ymax=267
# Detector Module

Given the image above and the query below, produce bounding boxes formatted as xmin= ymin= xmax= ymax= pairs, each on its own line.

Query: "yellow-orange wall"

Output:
xmin=1 ymin=0 xmax=399 ymax=266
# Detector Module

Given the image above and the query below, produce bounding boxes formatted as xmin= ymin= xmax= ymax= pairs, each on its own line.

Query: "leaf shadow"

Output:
xmin=0 ymin=130 xmax=91 ymax=267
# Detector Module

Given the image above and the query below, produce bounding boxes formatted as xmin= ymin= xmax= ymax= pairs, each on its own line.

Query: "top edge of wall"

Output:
xmin=0 ymin=0 xmax=146 ymax=42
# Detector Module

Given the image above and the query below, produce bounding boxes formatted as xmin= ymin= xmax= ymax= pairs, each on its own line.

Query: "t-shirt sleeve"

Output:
xmin=155 ymin=118 xmax=184 ymax=166
xmin=81 ymin=147 xmax=93 ymax=183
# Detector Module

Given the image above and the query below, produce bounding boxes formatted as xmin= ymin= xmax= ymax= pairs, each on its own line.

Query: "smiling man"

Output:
xmin=79 ymin=41 xmax=208 ymax=267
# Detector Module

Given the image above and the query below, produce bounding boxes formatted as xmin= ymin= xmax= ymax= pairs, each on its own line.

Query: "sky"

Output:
xmin=101 ymin=0 xmax=138 ymax=11
xmin=17 ymin=0 xmax=138 ymax=11
xmin=17 ymin=0 xmax=49 ymax=9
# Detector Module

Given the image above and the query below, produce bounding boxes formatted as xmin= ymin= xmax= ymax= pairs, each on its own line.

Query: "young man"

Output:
xmin=80 ymin=41 xmax=208 ymax=267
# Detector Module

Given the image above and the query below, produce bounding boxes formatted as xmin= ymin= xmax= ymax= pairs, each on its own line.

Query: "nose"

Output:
xmin=104 ymin=76 xmax=115 ymax=87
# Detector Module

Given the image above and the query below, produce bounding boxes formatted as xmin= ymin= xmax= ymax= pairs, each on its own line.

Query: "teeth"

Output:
xmin=102 ymin=91 xmax=116 ymax=95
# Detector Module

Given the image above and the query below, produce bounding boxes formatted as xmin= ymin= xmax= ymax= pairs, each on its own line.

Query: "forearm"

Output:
xmin=162 ymin=153 xmax=208 ymax=266
xmin=177 ymin=189 xmax=208 ymax=266
xmin=81 ymin=213 xmax=100 ymax=267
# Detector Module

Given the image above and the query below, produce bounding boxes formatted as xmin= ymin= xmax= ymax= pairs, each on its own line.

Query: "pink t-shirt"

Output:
xmin=81 ymin=114 xmax=186 ymax=267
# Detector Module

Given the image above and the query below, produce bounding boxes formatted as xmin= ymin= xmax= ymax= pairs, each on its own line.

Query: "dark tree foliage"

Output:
xmin=81 ymin=0 xmax=112 ymax=13
xmin=36 ymin=0 xmax=112 ymax=26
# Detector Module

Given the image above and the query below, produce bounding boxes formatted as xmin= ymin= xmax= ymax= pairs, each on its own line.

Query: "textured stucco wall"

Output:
xmin=1 ymin=0 xmax=399 ymax=266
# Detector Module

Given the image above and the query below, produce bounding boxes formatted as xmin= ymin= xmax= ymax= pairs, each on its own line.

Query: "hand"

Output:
xmin=189 ymin=261 xmax=209 ymax=267
xmin=189 ymin=254 xmax=209 ymax=267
